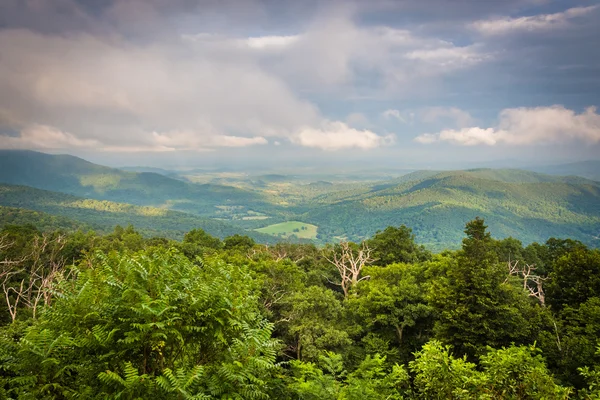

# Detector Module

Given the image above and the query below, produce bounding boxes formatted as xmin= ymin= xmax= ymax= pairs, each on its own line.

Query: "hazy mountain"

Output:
xmin=0 ymin=183 xmax=275 ymax=242
xmin=119 ymin=166 xmax=181 ymax=178
xmin=525 ymin=161 xmax=600 ymax=181
xmin=0 ymin=150 xmax=273 ymax=217
xmin=2 ymin=151 xmax=599 ymax=249
xmin=303 ymin=169 xmax=600 ymax=249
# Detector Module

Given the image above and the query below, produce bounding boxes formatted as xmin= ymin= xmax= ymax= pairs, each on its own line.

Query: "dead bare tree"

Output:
xmin=1 ymin=233 xmax=67 ymax=321
xmin=505 ymin=259 xmax=547 ymax=305
xmin=325 ymin=241 xmax=375 ymax=299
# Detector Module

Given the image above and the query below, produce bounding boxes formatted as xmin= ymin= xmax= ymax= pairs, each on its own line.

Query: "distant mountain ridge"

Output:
xmin=0 ymin=150 xmax=273 ymax=217
xmin=525 ymin=160 xmax=600 ymax=182
xmin=1 ymin=150 xmax=599 ymax=249
xmin=303 ymin=169 xmax=600 ymax=249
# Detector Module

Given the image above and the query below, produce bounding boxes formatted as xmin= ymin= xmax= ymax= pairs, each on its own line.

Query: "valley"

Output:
xmin=1 ymin=150 xmax=599 ymax=250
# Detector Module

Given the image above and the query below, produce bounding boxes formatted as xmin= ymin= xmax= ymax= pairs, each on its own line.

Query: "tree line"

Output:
xmin=0 ymin=219 xmax=599 ymax=398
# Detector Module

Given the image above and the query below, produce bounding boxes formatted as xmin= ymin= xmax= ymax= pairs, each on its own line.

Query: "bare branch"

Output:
xmin=324 ymin=241 xmax=375 ymax=299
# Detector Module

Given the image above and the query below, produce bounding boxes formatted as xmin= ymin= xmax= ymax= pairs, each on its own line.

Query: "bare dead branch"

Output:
xmin=324 ymin=241 xmax=374 ymax=299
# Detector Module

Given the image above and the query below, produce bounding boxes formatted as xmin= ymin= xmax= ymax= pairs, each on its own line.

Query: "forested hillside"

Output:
xmin=0 ymin=184 xmax=275 ymax=242
xmin=1 ymin=151 xmax=599 ymax=249
xmin=303 ymin=170 xmax=600 ymax=249
xmin=1 ymin=219 xmax=599 ymax=398
xmin=0 ymin=150 xmax=274 ymax=218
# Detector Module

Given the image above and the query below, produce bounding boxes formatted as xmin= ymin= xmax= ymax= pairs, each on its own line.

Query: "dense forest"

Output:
xmin=1 ymin=218 xmax=599 ymax=399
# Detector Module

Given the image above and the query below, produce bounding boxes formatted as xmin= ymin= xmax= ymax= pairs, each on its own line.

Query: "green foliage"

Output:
xmin=0 ymin=183 xmax=276 ymax=242
xmin=1 ymin=248 xmax=279 ymax=398
xmin=539 ymin=297 xmax=600 ymax=388
xmin=430 ymin=218 xmax=534 ymax=358
xmin=366 ymin=225 xmax=431 ymax=265
xmin=280 ymin=286 xmax=351 ymax=361
xmin=410 ymin=340 xmax=569 ymax=399
xmin=350 ymin=263 xmax=432 ymax=362
xmin=288 ymin=352 xmax=409 ymax=400
xmin=578 ymin=344 xmax=600 ymax=399
xmin=546 ymin=246 xmax=600 ymax=310
xmin=183 ymin=228 xmax=222 ymax=249
xmin=479 ymin=345 xmax=571 ymax=399
xmin=1 ymin=210 xmax=600 ymax=398
xmin=223 ymin=234 xmax=256 ymax=251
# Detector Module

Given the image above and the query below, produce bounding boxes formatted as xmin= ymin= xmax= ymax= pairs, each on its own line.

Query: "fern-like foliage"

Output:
xmin=2 ymin=248 xmax=280 ymax=398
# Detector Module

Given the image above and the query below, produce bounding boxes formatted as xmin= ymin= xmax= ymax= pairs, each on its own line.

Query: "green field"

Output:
xmin=255 ymin=221 xmax=318 ymax=239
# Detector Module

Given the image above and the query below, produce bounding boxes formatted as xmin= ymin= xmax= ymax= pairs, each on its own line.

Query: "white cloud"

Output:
xmin=415 ymin=105 xmax=600 ymax=146
xmin=471 ymin=6 xmax=598 ymax=35
xmin=292 ymin=121 xmax=394 ymax=151
xmin=246 ymin=35 xmax=300 ymax=49
xmin=405 ymin=44 xmax=489 ymax=68
xmin=0 ymin=124 xmax=100 ymax=149
xmin=345 ymin=112 xmax=370 ymax=128
xmin=382 ymin=109 xmax=406 ymax=122
xmin=0 ymin=7 xmax=492 ymax=154
xmin=151 ymin=130 xmax=268 ymax=150
xmin=0 ymin=29 xmax=320 ymax=152
xmin=415 ymin=127 xmax=497 ymax=145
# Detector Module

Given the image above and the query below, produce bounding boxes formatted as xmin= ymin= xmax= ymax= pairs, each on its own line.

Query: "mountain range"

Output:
xmin=0 ymin=150 xmax=598 ymax=249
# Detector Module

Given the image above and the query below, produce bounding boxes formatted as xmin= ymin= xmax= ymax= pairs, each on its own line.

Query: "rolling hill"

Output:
xmin=0 ymin=184 xmax=276 ymax=242
xmin=302 ymin=169 xmax=600 ymax=249
xmin=2 ymin=151 xmax=599 ymax=249
xmin=0 ymin=150 xmax=275 ymax=218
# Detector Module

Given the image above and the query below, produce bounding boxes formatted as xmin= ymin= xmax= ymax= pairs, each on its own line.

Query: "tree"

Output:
xmin=367 ymin=225 xmax=430 ymax=266
xmin=350 ymin=263 xmax=432 ymax=362
xmin=280 ymin=286 xmax=351 ymax=361
xmin=183 ymin=228 xmax=222 ymax=249
xmin=324 ymin=242 xmax=375 ymax=299
xmin=288 ymin=352 xmax=409 ymax=400
xmin=430 ymin=218 xmax=534 ymax=358
xmin=546 ymin=246 xmax=600 ymax=311
xmin=223 ymin=234 xmax=255 ymax=251
xmin=409 ymin=340 xmax=569 ymax=399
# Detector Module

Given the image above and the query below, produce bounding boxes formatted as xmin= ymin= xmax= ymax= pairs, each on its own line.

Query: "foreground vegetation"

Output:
xmin=1 ymin=218 xmax=599 ymax=398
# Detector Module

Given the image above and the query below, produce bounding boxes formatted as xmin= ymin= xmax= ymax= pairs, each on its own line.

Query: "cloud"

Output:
xmin=292 ymin=121 xmax=394 ymax=151
xmin=470 ymin=6 xmax=598 ymax=35
xmin=0 ymin=2 xmax=494 ymax=155
xmin=405 ymin=44 xmax=489 ymax=68
xmin=382 ymin=109 xmax=406 ymax=122
xmin=246 ymin=35 xmax=300 ymax=49
xmin=0 ymin=124 xmax=100 ymax=149
xmin=240 ymin=21 xmax=491 ymax=94
xmin=345 ymin=112 xmax=370 ymax=127
xmin=151 ymin=130 xmax=268 ymax=151
xmin=415 ymin=105 xmax=600 ymax=146
xmin=0 ymin=28 xmax=320 ymax=152
xmin=415 ymin=127 xmax=498 ymax=145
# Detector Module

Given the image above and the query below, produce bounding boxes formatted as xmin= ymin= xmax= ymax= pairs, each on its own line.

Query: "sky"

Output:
xmin=0 ymin=0 xmax=599 ymax=169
